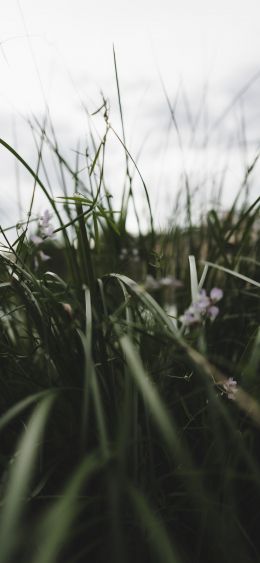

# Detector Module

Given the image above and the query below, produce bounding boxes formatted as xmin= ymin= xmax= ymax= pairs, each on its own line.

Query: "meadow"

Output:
xmin=0 ymin=79 xmax=260 ymax=563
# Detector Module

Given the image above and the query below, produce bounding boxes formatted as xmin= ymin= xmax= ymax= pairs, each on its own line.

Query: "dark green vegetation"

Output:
xmin=0 ymin=97 xmax=260 ymax=563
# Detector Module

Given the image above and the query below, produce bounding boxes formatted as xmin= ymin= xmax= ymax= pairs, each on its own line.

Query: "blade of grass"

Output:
xmin=202 ymin=260 xmax=260 ymax=288
xmin=188 ymin=255 xmax=199 ymax=303
xmin=0 ymin=394 xmax=56 ymax=563
xmin=34 ymin=452 xmax=103 ymax=563
xmin=128 ymin=483 xmax=181 ymax=563
xmin=0 ymin=391 xmax=54 ymax=433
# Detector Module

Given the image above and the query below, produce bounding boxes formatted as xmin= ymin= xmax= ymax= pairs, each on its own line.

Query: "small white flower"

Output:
xmin=223 ymin=377 xmax=238 ymax=400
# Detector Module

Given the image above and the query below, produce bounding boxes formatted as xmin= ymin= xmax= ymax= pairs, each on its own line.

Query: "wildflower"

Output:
xmin=31 ymin=209 xmax=55 ymax=245
xmin=40 ymin=210 xmax=55 ymax=239
xmin=180 ymin=287 xmax=223 ymax=327
xmin=207 ymin=305 xmax=219 ymax=321
xmin=193 ymin=290 xmax=210 ymax=313
xmin=210 ymin=287 xmax=223 ymax=303
xmin=180 ymin=308 xmax=200 ymax=326
xmin=31 ymin=209 xmax=55 ymax=270
xmin=223 ymin=377 xmax=238 ymax=400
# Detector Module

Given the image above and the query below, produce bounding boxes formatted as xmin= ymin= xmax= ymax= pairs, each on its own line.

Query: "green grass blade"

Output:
xmin=128 ymin=483 xmax=181 ymax=563
xmin=203 ymin=260 xmax=260 ymax=288
xmin=0 ymin=391 xmax=54 ymax=433
xmin=117 ymin=331 xmax=181 ymax=457
xmin=34 ymin=452 xmax=102 ymax=563
xmin=0 ymin=394 xmax=55 ymax=563
xmin=188 ymin=255 xmax=199 ymax=302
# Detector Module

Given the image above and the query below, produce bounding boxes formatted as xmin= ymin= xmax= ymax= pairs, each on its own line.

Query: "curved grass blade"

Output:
xmin=202 ymin=260 xmax=260 ymax=288
xmin=0 ymin=391 xmax=54 ymax=433
xmin=34 ymin=452 xmax=103 ymax=563
xmin=0 ymin=394 xmax=56 ymax=563
xmin=78 ymin=288 xmax=109 ymax=459
xmin=0 ymin=137 xmax=77 ymax=282
xmin=128 ymin=483 xmax=181 ymax=563
xmin=105 ymin=273 xmax=180 ymax=337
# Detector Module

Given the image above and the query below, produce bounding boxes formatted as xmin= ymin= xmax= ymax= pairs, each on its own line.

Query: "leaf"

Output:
xmin=0 ymin=394 xmax=56 ymax=563
xmin=188 ymin=255 xmax=199 ymax=303
xmin=202 ymin=260 xmax=260 ymax=288
xmin=117 ymin=331 xmax=181 ymax=458
xmin=89 ymin=139 xmax=103 ymax=177
xmin=128 ymin=484 xmax=181 ymax=563
xmin=34 ymin=452 xmax=102 ymax=563
xmin=0 ymin=391 xmax=53 ymax=433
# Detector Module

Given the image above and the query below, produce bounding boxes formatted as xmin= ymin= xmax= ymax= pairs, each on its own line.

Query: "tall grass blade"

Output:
xmin=188 ymin=255 xmax=199 ymax=302
xmin=34 ymin=452 xmax=102 ymax=563
xmin=128 ymin=483 xmax=181 ymax=563
xmin=0 ymin=391 xmax=53 ymax=433
xmin=118 ymin=331 xmax=181 ymax=457
xmin=0 ymin=394 xmax=55 ymax=563
xmin=203 ymin=260 xmax=260 ymax=288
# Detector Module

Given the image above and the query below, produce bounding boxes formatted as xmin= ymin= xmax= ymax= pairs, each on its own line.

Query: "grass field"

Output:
xmin=0 ymin=82 xmax=260 ymax=563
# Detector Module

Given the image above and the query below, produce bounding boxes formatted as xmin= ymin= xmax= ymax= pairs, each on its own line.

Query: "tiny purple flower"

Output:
xmin=194 ymin=293 xmax=210 ymax=313
xmin=210 ymin=287 xmax=223 ymax=303
xmin=180 ymin=308 xmax=200 ymax=326
xmin=180 ymin=286 xmax=224 ymax=327
xmin=207 ymin=305 xmax=219 ymax=321
xmin=40 ymin=209 xmax=52 ymax=228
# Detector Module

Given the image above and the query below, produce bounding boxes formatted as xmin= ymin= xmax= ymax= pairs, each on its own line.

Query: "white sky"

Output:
xmin=1 ymin=0 xmax=260 ymax=232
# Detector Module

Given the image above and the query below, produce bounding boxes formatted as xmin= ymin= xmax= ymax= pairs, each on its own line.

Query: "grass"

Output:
xmin=0 ymin=78 xmax=259 ymax=563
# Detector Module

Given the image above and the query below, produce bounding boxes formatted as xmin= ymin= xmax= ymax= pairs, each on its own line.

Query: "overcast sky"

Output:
xmin=1 ymin=0 xmax=260 ymax=231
